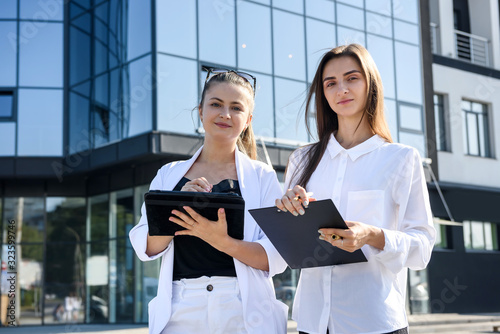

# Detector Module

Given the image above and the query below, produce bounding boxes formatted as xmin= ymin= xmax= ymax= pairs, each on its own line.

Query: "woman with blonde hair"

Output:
xmin=130 ymin=69 xmax=288 ymax=334
xmin=276 ymin=44 xmax=435 ymax=334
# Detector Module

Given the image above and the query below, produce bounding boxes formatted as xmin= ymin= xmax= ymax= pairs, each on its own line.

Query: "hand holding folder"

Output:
xmin=249 ymin=199 xmax=367 ymax=269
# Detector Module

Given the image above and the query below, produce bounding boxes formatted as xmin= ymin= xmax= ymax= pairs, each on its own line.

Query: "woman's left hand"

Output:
xmin=169 ymin=206 xmax=231 ymax=250
xmin=318 ymin=221 xmax=385 ymax=252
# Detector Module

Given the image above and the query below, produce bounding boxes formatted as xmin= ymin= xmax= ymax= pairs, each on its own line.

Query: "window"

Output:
xmin=0 ymin=91 xmax=14 ymax=118
xmin=462 ymin=100 xmax=491 ymax=157
xmin=434 ymin=94 xmax=450 ymax=151
xmin=463 ymin=221 xmax=498 ymax=250
xmin=433 ymin=222 xmax=449 ymax=249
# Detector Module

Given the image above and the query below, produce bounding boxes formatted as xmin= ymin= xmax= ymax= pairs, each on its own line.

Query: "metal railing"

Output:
xmin=454 ymin=29 xmax=490 ymax=67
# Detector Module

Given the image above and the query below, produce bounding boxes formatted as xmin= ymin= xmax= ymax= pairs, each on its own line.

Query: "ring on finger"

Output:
xmin=331 ymin=234 xmax=341 ymax=241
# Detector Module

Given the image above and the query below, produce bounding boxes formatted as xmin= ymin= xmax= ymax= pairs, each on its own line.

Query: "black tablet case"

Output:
xmin=249 ymin=199 xmax=367 ymax=269
xmin=145 ymin=190 xmax=245 ymax=240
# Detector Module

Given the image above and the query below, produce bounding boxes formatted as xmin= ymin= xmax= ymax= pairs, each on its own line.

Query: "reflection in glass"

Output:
xmin=20 ymin=0 xmax=64 ymax=20
xmin=0 ymin=93 xmax=13 ymax=118
xmin=273 ymin=10 xmax=306 ymax=81
xmin=69 ymin=92 xmax=90 ymax=154
xmin=0 ymin=123 xmax=16 ymax=156
xmin=399 ymin=131 xmax=426 ymax=157
xmin=274 ymin=78 xmax=308 ymax=143
xmin=367 ymin=35 xmax=395 ymax=99
xmin=157 ymin=55 xmax=198 ymax=134
xmin=366 ymin=0 xmax=392 ymax=16
xmin=198 ymin=0 xmax=235 ymax=67
xmin=273 ymin=0 xmax=303 ymax=14
xmin=395 ymin=42 xmax=422 ymax=104
xmin=126 ymin=0 xmax=151 ymax=61
xmin=306 ymin=0 xmax=335 ymax=22
xmin=237 ymin=2 xmax=272 ymax=74
xmin=253 ymin=74 xmax=274 ymax=138
xmin=385 ymin=99 xmax=398 ymax=142
xmin=394 ymin=20 xmax=419 ymax=45
xmin=394 ymin=0 xmax=418 ymax=24
xmin=337 ymin=26 xmax=365 ymax=46
xmin=19 ymin=22 xmax=63 ymax=87
xmin=70 ymin=26 xmax=91 ymax=86
xmin=157 ymin=0 xmax=197 ymax=59
xmin=399 ymin=104 xmax=423 ymax=132
xmin=337 ymin=0 xmax=364 ymax=8
xmin=19 ymin=244 xmax=44 ymax=325
xmin=94 ymin=28 xmax=108 ymax=75
xmin=114 ymin=190 xmax=134 ymax=322
xmin=337 ymin=4 xmax=365 ymax=31
xmin=306 ymin=19 xmax=336 ymax=83
xmin=3 ymin=198 xmax=45 ymax=244
xmin=366 ymin=12 xmax=392 ymax=38
xmin=0 ymin=0 xmax=17 ymax=19
xmin=471 ymin=221 xmax=485 ymax=249
xmin=124 ymin=56 xmax=153 ymax=137
xmin=87 ymin=194 xmax=109 ymax=323
xmin=0 ymin=22 xmax=17 ymax=86
xmin=18 ymin=89 xmax=63 ymax=156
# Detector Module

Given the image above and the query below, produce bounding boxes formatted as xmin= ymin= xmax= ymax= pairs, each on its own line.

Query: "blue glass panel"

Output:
xmin=0 ymin=94 xmax=14 ymax=117
xmin=394 ymin=0 xmax=419 ymax=24
xmin=199 ymin=0 xmax=236 ymax=67
xmin=95 ymin=1 xmax=108 ymax=21
xmin=394 ymin=20 xmax=419 ymax=45
xmin=19 ymin=22 xmax=63 ymax=87
xmin=18 ymin=89 xmax=63 ymax=156
xmin=127 ymin=0 xmax=151 ymax=61
xmin=0 ymin=22 xmax=17 ymax=86
xmin=71 ymin=80 xmax=91 ymax=98
xmin=274 ymin=78 xmax=308 ymax=143
xmin=70 ymin=2 xmax=86 ymax=19
xmin=306 ymin=18 xmax=336 ymax=82
xmin=273 ymin=10 xmax=306 ymax=81
xmin=337 ymin=0 xmax=363 ymax=8
xmin=366 ymin=0 xmax=392 ymax=16
xmin=156 ymin=0 xmax=197 ymax=58
xmin=123 ymin=56 xmax=152 ymax=137
xmin=70 ymin=26 xmax=91 ymax=85
xmin=337 ymin=26 xmax=365 ymax=46
xmin=0 ymin=0 xmax=17 ymax=19
xmin=157 ymin=55 xmax=198 ymax=134
xmin=305 ymin=0 xmax=335 ymax=22
xmin=94 ymin=39 xmax=108 ymax=75
xmin=366 ymin=12 xmax=392 ymax=38
xmin=109 ymin=68 xmax=122 ymax=140
xmin=337 ymin=4 xmax=364 ymax=31
xmin=367 ymin=34 xmax=395 ymax=99
xmin=73 ymin=0 xmax=90 ymax=9
xmin=0 ymin=123 xmax=16 ymax=156
xmin=399 ymin=104 xmax=423 ymax=132
xmin=71 ymin=11 xmax=91 ymax=32
xmin=20 ymin=0 xmax=63 ymax=21
xmin=273 ymin=0 xmax=303 ymax=14
xmin=250 ymin=0 xmax=269 ymax=4
xmin=93 ymin=74 xmax=111 ymax=148
xmin=237 ymin=1 xmax=272 ymax=74
xmin=384 ymin=99 xmax=398 ymax=141
xmin=395 ymin=42 xmax=422 ymax=104
xmin=253 ymin=74 xmax=274 ymax=138
xmin=69 ymin=92 xmax=90 ymax=154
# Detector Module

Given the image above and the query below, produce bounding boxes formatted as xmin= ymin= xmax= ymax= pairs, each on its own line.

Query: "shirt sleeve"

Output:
xmin=371 ymin=148 xmax=436 ymax=274
xmin=254 ymin=166 xmax=288 ymax=277
xmin=129 ymin=167 xmax=173 ymax=262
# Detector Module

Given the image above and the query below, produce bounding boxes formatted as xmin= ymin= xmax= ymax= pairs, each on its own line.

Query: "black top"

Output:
xmin=172 ymin=177 xmax=242 ymax=281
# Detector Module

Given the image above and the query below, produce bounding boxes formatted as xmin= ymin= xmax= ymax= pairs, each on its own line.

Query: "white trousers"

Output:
xmin=162 ymin=276 xmax=247 ymax=334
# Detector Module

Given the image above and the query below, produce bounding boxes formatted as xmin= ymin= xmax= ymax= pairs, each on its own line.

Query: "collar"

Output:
xmin=326 ymin=133 xmax=386 ymax=161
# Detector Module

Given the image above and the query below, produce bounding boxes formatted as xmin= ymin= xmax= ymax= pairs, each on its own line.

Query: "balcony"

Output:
xmin=430 ymin=23 xmax=490 ymax=67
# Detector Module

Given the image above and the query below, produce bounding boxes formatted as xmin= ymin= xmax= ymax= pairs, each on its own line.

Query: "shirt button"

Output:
xmin=207 ymin=284 xmax=213 ymax=292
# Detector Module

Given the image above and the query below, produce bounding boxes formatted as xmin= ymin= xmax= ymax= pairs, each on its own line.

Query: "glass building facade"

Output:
xmin=0 ymin=0 xmax=428 ymax=326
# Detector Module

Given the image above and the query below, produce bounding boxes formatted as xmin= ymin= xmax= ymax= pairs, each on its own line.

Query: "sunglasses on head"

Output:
xmin=204 ymin=68 xmax=256 ymax=96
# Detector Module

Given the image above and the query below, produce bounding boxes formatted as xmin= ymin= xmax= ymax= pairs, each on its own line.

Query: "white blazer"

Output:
xmin=129 ymin=146 xmax=288 ymax=334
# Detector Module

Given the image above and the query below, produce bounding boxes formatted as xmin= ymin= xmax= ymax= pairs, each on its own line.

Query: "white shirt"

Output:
xmin=286 ymin=134 xmax=436 ymax=334
xmin=129 ymin=146 xmax=288 ymax=334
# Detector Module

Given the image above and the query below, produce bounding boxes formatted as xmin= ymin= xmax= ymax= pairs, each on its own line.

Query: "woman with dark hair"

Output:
xmin=130 ymin=69 xmax=288 ymax=334
xmin=276 ymin=44 xmax=435 ymax=334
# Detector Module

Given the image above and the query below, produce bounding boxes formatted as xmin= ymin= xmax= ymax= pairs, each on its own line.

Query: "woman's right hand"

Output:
xmin=275 ymin=185 xmax=314 ymax=216
xmin=181 ymin=177 xmax=212 ymax=192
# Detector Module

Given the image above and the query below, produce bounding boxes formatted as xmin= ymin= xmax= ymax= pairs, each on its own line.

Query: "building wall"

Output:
xmin=433 ymin=63 xmax=500 ymax=188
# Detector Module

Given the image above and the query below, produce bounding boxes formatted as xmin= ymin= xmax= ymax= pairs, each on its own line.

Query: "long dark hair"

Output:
xmin=290 ymin=44 xmax=393 ymax=188
xmin=199 ymin=72 xmax=257 ymax=160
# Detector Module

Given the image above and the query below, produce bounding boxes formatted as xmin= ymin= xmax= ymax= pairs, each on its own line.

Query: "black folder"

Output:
xmin=249 ymin=199 xmax=367 ymax=269
xmin=145 ymin=190 xmax=245 ymax=239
